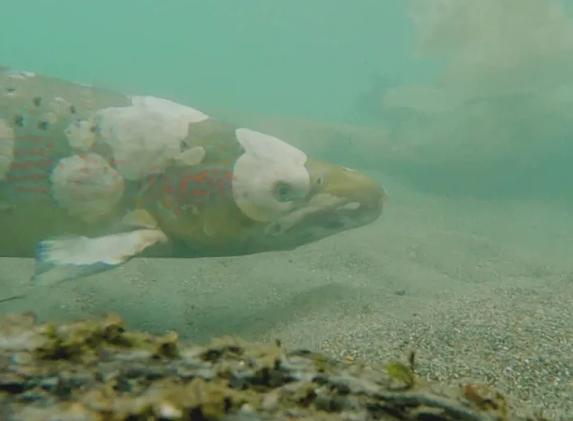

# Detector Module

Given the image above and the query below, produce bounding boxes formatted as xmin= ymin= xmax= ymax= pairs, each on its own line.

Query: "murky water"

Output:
xmin=1 ymin=0 xmax=573 ymax=417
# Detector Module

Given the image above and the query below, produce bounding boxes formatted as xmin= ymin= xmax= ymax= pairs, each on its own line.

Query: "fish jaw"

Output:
xmin=257 ymin=159 xmax=387 ymax=247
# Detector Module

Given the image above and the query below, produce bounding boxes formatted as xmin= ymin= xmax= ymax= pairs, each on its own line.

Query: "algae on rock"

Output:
xmin=0 ymin=312 xmax=550 ymax=421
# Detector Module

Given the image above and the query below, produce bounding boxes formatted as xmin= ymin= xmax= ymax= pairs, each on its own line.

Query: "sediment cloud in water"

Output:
xmin=385 ymin=0 xmax=573 ymax=111
xmin=377 ymin=0 xmax=573 ymax=201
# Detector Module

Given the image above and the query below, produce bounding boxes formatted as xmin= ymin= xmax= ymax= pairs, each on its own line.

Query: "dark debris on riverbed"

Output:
xmin=0 ymin=312 xmax=553 ymax=421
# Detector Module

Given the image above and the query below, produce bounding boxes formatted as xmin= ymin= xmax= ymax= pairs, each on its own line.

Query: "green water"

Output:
xmin=3 ymin=0 xmax=572 ymax=203
xmin=1 ymin=3 xmax=573 ymax=416
xmin=1 ymin=0 xmax=425 ymax=123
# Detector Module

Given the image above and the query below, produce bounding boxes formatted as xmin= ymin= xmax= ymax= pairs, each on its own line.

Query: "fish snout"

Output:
xmin=322 ymin=166 xmax=387 ymax=218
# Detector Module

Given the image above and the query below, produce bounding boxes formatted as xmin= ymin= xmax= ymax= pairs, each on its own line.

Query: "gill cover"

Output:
xmin=231 ymin=128 xmax=311 ymax=222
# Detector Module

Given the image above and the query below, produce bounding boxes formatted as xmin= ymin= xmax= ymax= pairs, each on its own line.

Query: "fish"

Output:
xmin=0 ymin=66 xmax=387 ymax=287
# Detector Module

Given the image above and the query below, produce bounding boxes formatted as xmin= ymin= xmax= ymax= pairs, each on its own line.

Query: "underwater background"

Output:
xmin=1 ymin=0 xmax=573 ymax=418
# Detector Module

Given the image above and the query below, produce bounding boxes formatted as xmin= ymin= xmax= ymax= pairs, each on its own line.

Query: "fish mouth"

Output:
xmin=148 ymin=193 xmax=386 ymax=258
xmin=308 ymin=198 xmax=384 ymax=230
xmin=265 ymin=191 xmax=386 ymax=237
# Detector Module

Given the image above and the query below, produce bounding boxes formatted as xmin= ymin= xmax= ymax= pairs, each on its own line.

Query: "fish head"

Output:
xmin=143 ymin=121 xmax=387 ymax=257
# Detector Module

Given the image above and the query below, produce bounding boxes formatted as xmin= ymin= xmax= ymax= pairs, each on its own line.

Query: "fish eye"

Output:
xmin=313 ymin=170 xmax=328 ymax=187
xmin=273 ymin=181 xmax=294 ymax=202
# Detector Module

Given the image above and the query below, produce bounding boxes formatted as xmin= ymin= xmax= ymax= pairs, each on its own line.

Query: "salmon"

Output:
xmin=0 ymin=66 xmax=387 ymax=286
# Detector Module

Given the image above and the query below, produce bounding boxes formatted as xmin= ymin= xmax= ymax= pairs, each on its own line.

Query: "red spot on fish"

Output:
xmin=217 ymin=178 xmax=227 ymax=198
xmin=18 ymin=136 xmax=43 ymax=143
xmin=162 ymin=186 xmax=175 ymax=195
xmin=192 ymin=189 xmax=208 ymax=197
xmin=163 ymin=199 xmax=173 ymax=209
xmin=16 ymin=187 xmax=50 ymax=193
xmin=6 ymin=174 xmax=45 ymax=181
xmin=14 ymin=148 xmax=46 ymax=157
xmin=78 ymin=154 xmax=99 ymax=165
xmin=179 ymin=174 xmax=195 ymax=195
xmin=12 ymin=162 xmax=33 ymax=170
xmin=10 ymin=158 xmax=53 ymax=171
xmin=191 ymin=170 xmax=209 ymax=183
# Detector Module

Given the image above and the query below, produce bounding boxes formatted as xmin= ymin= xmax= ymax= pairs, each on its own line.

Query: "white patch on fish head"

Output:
xmin=0 ymin=119 xmax=15 ymax=181
xmin=232 ymin=128 xmax=310 ymax=222
xmin=95 ymin=96 xmax=209 ymax=180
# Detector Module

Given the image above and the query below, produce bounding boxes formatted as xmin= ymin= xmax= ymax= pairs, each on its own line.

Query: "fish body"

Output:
xmin=0 ymin=66 xmax=387 ymax=285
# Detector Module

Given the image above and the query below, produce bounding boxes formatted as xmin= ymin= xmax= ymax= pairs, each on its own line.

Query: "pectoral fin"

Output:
xmin=121 ymin=209 xmax=158 ymax=229
xmin=32 ymin=229 xmax=169 ymax=286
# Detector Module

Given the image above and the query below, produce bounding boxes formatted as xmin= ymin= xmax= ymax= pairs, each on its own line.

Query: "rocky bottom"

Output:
xmin=0 ymin=312 xmax=551 ymax=421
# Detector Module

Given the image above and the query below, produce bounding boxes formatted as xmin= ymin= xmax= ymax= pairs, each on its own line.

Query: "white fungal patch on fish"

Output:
xmin=174 ymin=146 xmax=206 ymax=167
xmin=64 ymin=119 xmax=96 ymax=151
xmin=50 ymin=153 xmax=125 ymax=223
xmin=42 ymin=112 xmax=58 ymax=125
xmin=95 ymin=96 xmax=210 ymax=180
xmin=49 ymin=97 xmax=72 ymax=114
xmin=0 ymin=119 xmax=15 ymax=181
xmin=232 ymin=128 xmax=310 ymax=222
